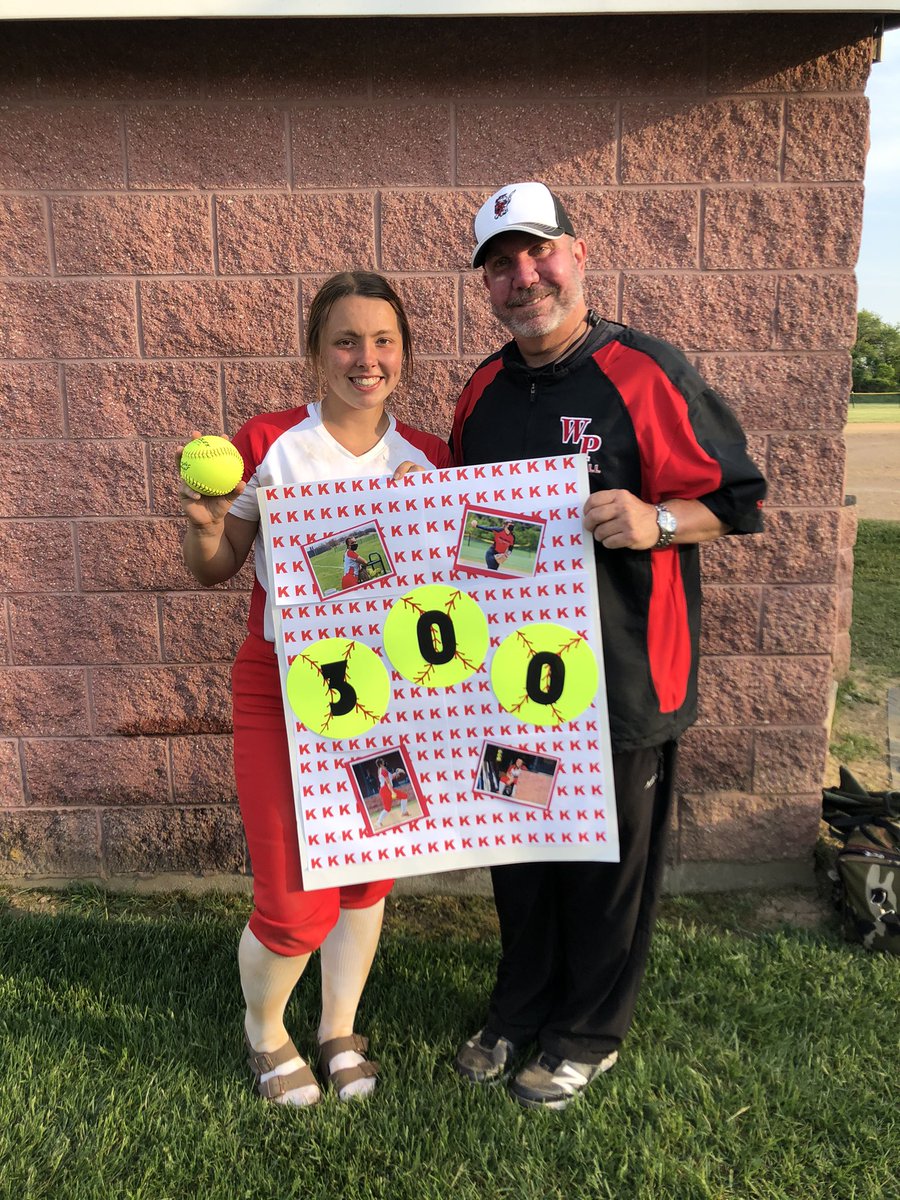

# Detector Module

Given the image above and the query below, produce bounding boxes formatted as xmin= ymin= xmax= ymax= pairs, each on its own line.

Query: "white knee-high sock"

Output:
xmin=238 ymin=923 xmax=319 ymax=1106
xmin=318 ymin=899 xmax=385 ymax=1099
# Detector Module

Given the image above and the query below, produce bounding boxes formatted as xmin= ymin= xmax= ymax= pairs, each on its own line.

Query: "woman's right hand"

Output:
xmin=176 ymin=432 xmax=245 ymax=530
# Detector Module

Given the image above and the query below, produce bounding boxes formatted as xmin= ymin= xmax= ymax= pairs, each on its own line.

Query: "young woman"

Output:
xmin=179 ymin=272 xmax=452 ymax=1107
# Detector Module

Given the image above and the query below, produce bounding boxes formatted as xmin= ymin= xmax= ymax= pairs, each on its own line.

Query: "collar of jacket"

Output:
xmin=501 ymin=311 xmax=622 ymax=381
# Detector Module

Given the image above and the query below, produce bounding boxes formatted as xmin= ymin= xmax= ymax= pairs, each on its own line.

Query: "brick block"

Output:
xmin=290 ymin=105 xmax=450 ymax=187
xmin=760 ymin=586 xmax=838 ymax=656
xmin=622 ymin=273 xmax=776 ymax=352
xmin=92 ymin=665 xmax=232 ymax=735
xmin=223 ymin=360 xmax=311 ymax=432
xmin=0 ymin=105 xmax=124 ymax=189
xmin=0 ymin=810 xmax=101 ymax=878
xmin=680 ymin=789 xmax=820 ymax=862
xmin=0 ymin=667 xmax=89 ymax=736
xmin=381 ymin=190 xmax=481 ymax=272
xmin=702 ymin=509 xmax=841 ymax=584
xmin=775 ymin=274 xmax=857 ymax=350
xmin=836 ymin=585 xmax=853 ymax=636
xmin=462 ymin=272 xmax=618 ymax=359
xmin=753 ymin=726 xmax=829 ymax=793
xmin=30 ymin=20 xmax=206 ymax=101
xmin=77 ymin=519 xmax=230 ymax=593
xmin=838 ymin=503 xmax=858 ymax=551
xmin=694 ymin=353 xmax=850 ymax=432
xmin=102 ymin=805 xmax=245 ymax=874
xmin=785 ymin=97 xmax=869 ymax=182
xmin=703 ymin=188 xmax=864 ymax=270
xmin=678 ymin=725 xmax=754 ymax=792
xmin=697 ymin=655 xmax=833 ymax=727
xmin=699 ymin=585 xmax=762 ymax=655
xmin=148 ymin=439 xmax=198 ymax=517
xmin=456 ymin=103 xmax=616 ymax=187
xmin=561 ymin=190 xmax=697 ymax=270
xmin=23 ymin=736 xmax=170 ymax=806
xmin=0 ymin=363 xmax=63 ymax=438
xmin=5 ymin=440 xmax=149 ymax=519
xmin=9 ymin=595 xmax=160 ymax=667
xmin=125 ymin=105 xmax=287 ymax=189
xmin=372 ymin=15 xmax=706 ymax=99
xmin=140 ymin=279 xmax=298 ymax=358
xmin=161 ymin=593 xmax=247 ymax=663
xmin=707 ymin=14 xmax=871 ymax=93
xmin=201 ymin=18 xmax=367 ymax=101
xmin=388 ymin=276 xmax=459 ymax=356
xmin=1 ymin=521 xmax=76 ymax=593
xmin=765 ymin=433 xmax=845 ymax=507
xmin=0 ymin=741 xmax=24 ymax=808
xmin=390 ymin=358 xmax=469 ymax=441
xmin=0 ymin=281 xmax=137 ymax=359
xmin=832 ymin=631 xmax=851 ymax=679
xmin=622 ymin=99 xmax=781 ymax=183
xmin=171 ymin=735 xmax=237 ymax=803
xmin=216 ymin=193 xmax=375 ymax=274
xmin=65 ymin=361 xmax=222 ymax=439
xmin=0 ymin=198 xmax=50 ymax=275
xmin=0 ymin=607 xmax=7 ymax=664
xmin=0 ymin=23 xmax=40 ymax=100
xmin=52 ymin=194 xmax=213 ymax=276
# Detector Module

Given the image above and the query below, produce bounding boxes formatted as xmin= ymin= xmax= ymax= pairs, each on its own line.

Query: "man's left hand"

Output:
xmin=583 ymin=489 xmax=660 ymax=550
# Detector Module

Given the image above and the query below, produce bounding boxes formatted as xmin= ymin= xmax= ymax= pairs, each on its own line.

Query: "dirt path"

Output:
xmin=844 ymin=424 xmax=900 ymax=520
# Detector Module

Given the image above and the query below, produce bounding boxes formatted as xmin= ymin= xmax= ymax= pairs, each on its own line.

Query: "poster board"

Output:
xmin=256 ymin=455 xmax=618 ymax=889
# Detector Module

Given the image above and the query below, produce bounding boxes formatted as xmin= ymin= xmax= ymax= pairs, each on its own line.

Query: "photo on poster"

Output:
xmin=347 ymin=744 xmax=428 ymax=835
xmin=302 ymin=521 xmax=394 ymax=599
xmin=456 ymin=505 xmax=545 ymax=579
xmin=474 ymin=742 xmax=561 ymax=811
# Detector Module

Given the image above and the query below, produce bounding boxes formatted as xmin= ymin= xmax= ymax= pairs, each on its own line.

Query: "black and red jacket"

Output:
xmin=451 ymin=315 xmax=766 ymax=752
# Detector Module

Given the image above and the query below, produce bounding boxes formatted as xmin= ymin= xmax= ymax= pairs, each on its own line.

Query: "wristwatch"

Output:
xmin=653 ymin=503 xmax=677 ymax=549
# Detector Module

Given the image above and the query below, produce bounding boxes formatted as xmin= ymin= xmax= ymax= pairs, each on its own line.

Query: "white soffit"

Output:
xmin=1 ymin=2 xmax=899 ymax=20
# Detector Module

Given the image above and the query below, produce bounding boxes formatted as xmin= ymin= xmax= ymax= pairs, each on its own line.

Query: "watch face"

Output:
xmin=658 ymin=507 xmax=677 ymax=534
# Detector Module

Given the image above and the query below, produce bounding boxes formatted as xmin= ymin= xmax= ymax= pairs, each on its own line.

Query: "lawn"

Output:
xmin=1 ymin=887 xmax=896 ymax=1200
xmin=846 ymin=398 xmax=900 ymax=423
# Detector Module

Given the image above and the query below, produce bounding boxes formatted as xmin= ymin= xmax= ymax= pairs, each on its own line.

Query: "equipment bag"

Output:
xmin=822 ymin=766 xmax=900 ymax=954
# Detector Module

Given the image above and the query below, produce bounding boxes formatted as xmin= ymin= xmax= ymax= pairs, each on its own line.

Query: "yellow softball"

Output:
xmin=179 ymin=435 xmax=244 ymax=497
xmin=383 ymin=584 xmax=488 ymax=688
xmin=491 ymin=622 xmax=599 ymax=726
xmin=285 ymin=638 xmax=390 ymax=739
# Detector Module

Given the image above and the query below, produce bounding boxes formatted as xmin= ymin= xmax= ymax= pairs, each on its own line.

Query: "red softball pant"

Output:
xmin=232 ymin=632 xmax=393 ymax=956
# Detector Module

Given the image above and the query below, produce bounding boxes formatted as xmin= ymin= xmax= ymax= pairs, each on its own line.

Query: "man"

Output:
xmin=451 ymin=181 xmax=766 ymax=1110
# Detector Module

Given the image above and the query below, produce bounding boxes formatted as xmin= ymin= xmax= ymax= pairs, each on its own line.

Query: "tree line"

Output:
xmin=852 ymin=309 xmax=900 ymax=393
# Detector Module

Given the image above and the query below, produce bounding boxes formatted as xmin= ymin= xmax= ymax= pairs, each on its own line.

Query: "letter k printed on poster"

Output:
xmin=256 ymin=456 xmax=619 ymax=889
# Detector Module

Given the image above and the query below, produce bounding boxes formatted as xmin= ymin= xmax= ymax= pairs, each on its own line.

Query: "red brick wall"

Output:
xmin=0 ymin=14 xmax=872 ymax=881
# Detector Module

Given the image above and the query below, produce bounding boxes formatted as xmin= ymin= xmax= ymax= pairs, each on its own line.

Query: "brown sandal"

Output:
xmin=318 ymin=1034 xmax=380 ymax=1097
xmin=244 ymin=1032 xmax=320 ymax=1103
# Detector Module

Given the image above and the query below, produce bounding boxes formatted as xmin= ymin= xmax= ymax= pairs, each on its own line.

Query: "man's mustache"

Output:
xmin=506 ymin=287 xmax=557 ymax=309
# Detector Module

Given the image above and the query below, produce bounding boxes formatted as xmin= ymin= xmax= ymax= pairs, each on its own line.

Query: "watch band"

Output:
xmin=653 ymin=502 xmax=677 ymax=549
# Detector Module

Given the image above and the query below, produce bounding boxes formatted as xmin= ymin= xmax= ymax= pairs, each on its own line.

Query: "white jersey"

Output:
xmin=230 ymin=403 xmax=452 ymax=641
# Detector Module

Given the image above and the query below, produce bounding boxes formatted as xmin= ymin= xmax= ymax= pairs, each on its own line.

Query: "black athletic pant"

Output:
xmin=486 ymin=742 xmax=677 ymax=1063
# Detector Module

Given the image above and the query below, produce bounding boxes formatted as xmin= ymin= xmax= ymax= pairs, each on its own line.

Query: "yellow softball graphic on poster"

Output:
xmin=383 ymin=585 xmax=488 ymax=688
xmin=491 ymin=623 xmax=599 ymax=726
xmin=286 ymin=638 xmax=390 ymax=739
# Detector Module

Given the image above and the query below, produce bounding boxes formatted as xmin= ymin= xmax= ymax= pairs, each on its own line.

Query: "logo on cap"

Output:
xmin=493 ymin=189 xmax=515 ymax=220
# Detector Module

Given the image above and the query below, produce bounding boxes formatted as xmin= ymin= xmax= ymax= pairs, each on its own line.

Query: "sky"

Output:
xmin=856 ymin=26 xmax=900 ymax=327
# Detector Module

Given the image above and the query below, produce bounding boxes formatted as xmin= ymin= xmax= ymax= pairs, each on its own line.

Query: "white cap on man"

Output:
xmin=471 ymin=181 xmax=576 ymax=269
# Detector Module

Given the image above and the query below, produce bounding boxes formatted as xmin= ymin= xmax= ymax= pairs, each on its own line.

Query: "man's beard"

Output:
xmin=491 ymin=279 xmax=584 ymax=340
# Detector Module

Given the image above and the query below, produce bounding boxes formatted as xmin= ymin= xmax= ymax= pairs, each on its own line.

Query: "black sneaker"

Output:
xmin=454 ymin=1028 xmax=517 ymax=1084
xmin=508 ymin=1049 xmax=618 ymax=1110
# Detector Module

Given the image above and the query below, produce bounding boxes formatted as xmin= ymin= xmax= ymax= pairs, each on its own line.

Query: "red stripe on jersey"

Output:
xmin=592 ymin=341 xmax=711 ymax=716
xmin=591 ymin=342 xmax=722 ymax=502
xmin=393 ymin=420 xmax=454 ymax=469
xmin=648 ymin=549 xmax=690 ymax=713
xmin=451 ymin=356 xmax=505 ymax=463
xmin=231 ymin=406 xmax=312 ymax=482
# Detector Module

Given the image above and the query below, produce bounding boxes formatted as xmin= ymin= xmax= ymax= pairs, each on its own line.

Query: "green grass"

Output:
xmin=850 ymin=519 xmax=900 ymax=676
xmin=1 ymin=888 xmax=897 ymax=1200
xmin=846 ymin=400 xmax=900 ymax=424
